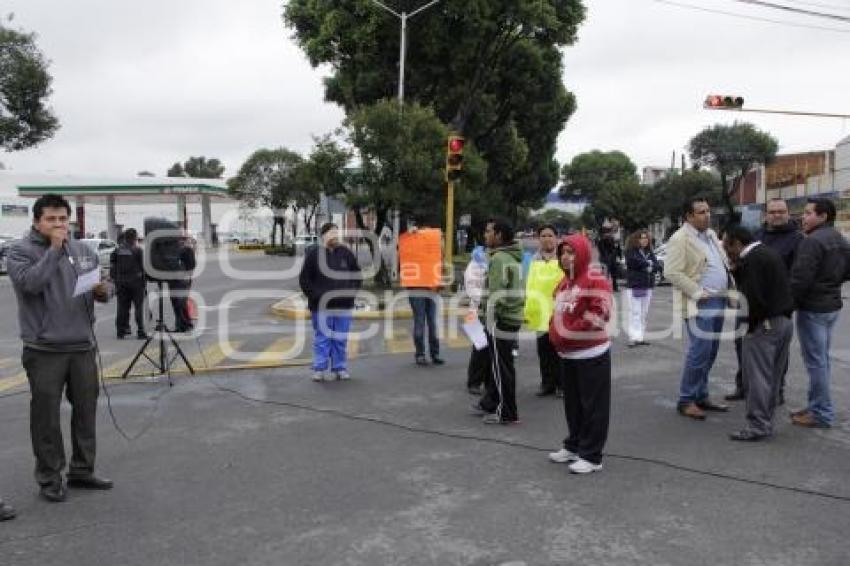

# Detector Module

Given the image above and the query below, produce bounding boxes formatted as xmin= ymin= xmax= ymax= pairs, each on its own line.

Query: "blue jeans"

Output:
xmin=796 ymin=309 xmax=840 ymax=425
xmin=408 ymin=294 xmax=439 ymax=359
xmin=311 ymin=311 xmax=353 ymax=372
xmin=679 ymin=297 xmax=726 ymax=405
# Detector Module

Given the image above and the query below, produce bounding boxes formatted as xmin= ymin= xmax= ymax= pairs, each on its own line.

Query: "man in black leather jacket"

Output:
xmin=788 ymin=198 xmax=850 ymax=429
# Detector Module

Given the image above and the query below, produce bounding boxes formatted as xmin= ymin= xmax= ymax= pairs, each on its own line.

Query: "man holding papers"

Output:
xmin=7 ymin=194 xmax=113 ymax=504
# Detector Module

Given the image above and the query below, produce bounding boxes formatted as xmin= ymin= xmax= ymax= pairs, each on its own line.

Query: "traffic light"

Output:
xmin=445 ymin=134 xmax=465 ymax=181
xmin=704 ymin=94 xmax=744 ymax=109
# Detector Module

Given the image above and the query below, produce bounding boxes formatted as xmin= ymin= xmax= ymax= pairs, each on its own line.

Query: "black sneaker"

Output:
xmin=415 ymin=355 xmax=429 ymax=366
xmin=431 ymin=356 xmax=445 ymax=366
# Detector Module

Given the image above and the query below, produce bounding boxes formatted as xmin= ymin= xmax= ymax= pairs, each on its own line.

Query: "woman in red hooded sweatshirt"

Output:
xmin=547 ymin=233 xmax=613 ymax=474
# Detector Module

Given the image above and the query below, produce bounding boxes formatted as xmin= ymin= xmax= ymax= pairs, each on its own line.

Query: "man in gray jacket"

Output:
xmin=8 ymin=194 xmax=114 ymax=503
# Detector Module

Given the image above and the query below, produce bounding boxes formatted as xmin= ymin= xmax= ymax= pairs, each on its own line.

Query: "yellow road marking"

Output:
xmin=386 ymin=328 xmax=414 ymax=354
xmin=0 ymin=372 xmax=27 ymax=393
xmin=347 ymin=335 xmax=360 ymax=359
xmin=251 ymin=338 xmax=300 ymax=364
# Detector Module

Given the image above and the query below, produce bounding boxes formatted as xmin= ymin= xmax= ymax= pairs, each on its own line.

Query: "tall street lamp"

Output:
xmin=368 ymin=0 xmax=443 ymax=281
xmin=368 ymin=0 xmax=442 ymax=106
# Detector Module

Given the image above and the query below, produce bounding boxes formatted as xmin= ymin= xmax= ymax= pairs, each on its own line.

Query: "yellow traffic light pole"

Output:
xmin=445 ymin=178 xmax=455 ymax=279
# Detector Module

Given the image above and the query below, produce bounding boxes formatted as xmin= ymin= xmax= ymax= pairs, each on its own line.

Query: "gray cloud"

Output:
xmin=2 ymin=0 xmax=848 ymax=179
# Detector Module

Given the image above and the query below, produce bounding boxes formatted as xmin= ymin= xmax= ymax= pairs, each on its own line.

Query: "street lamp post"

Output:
xmin=369 ymin=0 xmax=442 ymax=106
xmin=368 ymin=0 xmax=442 ymax=281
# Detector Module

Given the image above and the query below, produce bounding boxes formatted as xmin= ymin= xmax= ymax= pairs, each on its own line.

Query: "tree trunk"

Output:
xmin=720 ymin=172 xmax=741 ymax=229
xmin=291 ymin=206 xmax=299 ymax=240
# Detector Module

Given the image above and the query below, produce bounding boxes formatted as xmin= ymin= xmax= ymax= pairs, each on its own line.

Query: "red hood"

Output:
xmin=558 ymin=234 xmax=592 ymax=280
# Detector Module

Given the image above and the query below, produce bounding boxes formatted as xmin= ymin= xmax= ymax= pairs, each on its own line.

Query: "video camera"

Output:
xmin=143 ymin=217 xmax=190 ymax=282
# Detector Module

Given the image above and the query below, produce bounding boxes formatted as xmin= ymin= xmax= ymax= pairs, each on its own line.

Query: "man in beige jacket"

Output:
xmin=664 ymin=198 xmax=733 ymax=420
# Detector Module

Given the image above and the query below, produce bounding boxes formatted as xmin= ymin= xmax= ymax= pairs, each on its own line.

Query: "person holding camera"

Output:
xmin=110 ymin=228 xmax=147 ymax=339
xmin=7 ymin=194 xmax=114 ymax=503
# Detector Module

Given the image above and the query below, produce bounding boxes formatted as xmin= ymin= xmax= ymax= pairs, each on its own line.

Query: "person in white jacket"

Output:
xmin=464 ymin=246 xmax=488 ymax=394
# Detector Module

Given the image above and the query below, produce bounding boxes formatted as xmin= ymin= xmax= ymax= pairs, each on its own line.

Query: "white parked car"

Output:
xmin=293 ymin=234 xmax=318 ymax=254
xmin=0 ymin=241 xmax=10 ymax=274
xmin=79 ymin=238 xmax=118 ymax=267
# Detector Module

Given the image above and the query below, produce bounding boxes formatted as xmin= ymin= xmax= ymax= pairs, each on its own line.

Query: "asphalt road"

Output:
xmin=0 ymin=260 xmax=848 ymax=565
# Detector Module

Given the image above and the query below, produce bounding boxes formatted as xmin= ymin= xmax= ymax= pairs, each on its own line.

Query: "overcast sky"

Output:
xmin=2 ymin=0 xmax=849 ymax=180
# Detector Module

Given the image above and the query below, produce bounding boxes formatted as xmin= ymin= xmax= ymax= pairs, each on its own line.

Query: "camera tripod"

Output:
xmin=122 ymin=280 xmax=195 ymax=381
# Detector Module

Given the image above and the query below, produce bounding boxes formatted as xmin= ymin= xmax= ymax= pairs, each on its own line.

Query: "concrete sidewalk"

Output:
xmin=0 ymin=330 xmax=848 ymax=565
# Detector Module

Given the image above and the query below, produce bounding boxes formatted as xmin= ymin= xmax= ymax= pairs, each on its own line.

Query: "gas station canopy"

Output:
xmin=17 ymin=179 xmax=230 ymax=204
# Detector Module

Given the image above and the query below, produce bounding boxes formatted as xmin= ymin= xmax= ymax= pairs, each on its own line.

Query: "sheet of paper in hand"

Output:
xmin=73 ymin=268 xmax=101 ymax=297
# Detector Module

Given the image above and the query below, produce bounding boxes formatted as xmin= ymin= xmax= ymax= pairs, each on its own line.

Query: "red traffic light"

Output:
xmin=448 ymin=137 xmax=464 ymax=153
xmin=704 ymin=94 xmax=744 ymax=109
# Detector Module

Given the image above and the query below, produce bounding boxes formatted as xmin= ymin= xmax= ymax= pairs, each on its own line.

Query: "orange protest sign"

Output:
xmin=399 ymin=228 xmax=443 ymax=288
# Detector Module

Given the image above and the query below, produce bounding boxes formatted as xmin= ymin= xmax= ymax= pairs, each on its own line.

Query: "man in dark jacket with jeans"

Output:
xmin=789 ymin=198 xmax=850 ymax=428
xmin=8 ymin=194 xmax=114 ymax=503
xmin=299 ymin=223 xmax=362 ymax=382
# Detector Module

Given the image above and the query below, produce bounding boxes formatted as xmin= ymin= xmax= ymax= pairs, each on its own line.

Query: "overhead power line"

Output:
xmin=652 ymin=0 xmax=850 ymax=33
xmin=782 ymin=0 xmax=850 ymax=13
xmin=729 ymin=0 xmax=850 ymax=23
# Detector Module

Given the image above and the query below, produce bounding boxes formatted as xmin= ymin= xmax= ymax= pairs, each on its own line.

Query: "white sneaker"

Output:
xmin=568 ymin=458 xmax=602 ymax=474
xmin=311 ymin=371 xmax=327 ymax=382
xmin=548 ymin=448 xmax=579 ymax=464
xmin=335 ymin=370 xmax=351 ymax=381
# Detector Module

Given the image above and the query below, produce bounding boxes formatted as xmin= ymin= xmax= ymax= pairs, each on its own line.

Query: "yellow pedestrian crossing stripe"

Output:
xmin=186 ymin=340 xmax=242 ymax=370
xmin=347 ymin=335 xmax=360 ymax=359
xmin=252 ymin=338 xmax=299 ymax=364
xmin=0 ymin=372 xmax=27 ymax=394
xmin=0 ymin=330 xmax=473 ymax=392
xmin=386 ymin=328 xmax=414 ymax=354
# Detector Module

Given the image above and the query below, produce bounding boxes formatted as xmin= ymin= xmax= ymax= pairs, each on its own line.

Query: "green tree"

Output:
xmin=283 ymin=0 xmax=585 ymax=220
xmin=588 ymin=179 xmax=663 ymax=234
xmin=688 ymin=122 xmax=778 ymax=224
xmin=559 ymin=150 xmax=637 ymax=201
xmin=167 ymin=156 xmax=225 ymax=178
xmin=228 ymin=148 xmax=303 ymax=245
xmin=529 ymin=208 xmax=578 ymax=233
xmin=166 ymin=162 xmax=185 ymax=177
xmin=293 ymin=134 xmax=352 ymax=234
xmin=653 ymin=170 xmax=722 ymax=226
xmin=0 ymin=17 xmax=59 ymax=151
xmin=346 ymin=100 xmax=487 ymax=286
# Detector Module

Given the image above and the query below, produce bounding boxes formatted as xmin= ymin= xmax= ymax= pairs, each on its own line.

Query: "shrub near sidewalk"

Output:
xmin=232 ymin=244 xmax=295 ymax=255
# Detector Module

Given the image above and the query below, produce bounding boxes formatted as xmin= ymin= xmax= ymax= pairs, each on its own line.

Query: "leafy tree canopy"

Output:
xmin=0 ymin=17 xmax=59 ymax=151
xmin=345 ymin=99 xmax=486 ymax=230
xmin=688 ymin=122 xmax=778 ymax=221
xmin=559 ymin=150 xmax=637 ymax=201
xmin=587 ymin=179 xmax=663 ymax=234
xmin=228 ymin=148 xmax=302 ymax=211
xmin=653 ymin=170 xmax=722 ymax=225
xmin=284 ymin=0 xmax=585 ymax=219
xmin=167 ymin=156 xmax=225 ymax=179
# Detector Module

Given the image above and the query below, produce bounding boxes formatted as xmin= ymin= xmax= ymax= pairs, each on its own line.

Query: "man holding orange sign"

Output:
xmin=399 ymin=227 xmax=445 ymax=366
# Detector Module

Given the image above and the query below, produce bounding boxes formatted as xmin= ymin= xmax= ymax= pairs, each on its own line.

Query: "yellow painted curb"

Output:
xmin=270 ymin=293 xmax=468 ymax=321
